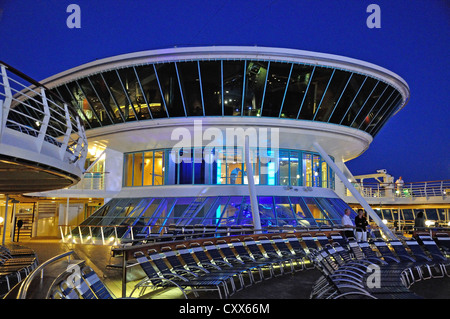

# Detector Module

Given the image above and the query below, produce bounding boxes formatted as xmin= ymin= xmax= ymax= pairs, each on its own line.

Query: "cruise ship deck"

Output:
xmin=1 ymin=46 xmax=449 ymax=304
xmin=2 ymin=232 xmax=449 ymax=302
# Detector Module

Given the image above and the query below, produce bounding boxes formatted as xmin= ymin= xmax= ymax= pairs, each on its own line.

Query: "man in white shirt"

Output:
xmin=341 ymin=208 xmax=355 ymax=239
xmin=395 ymin=176 xmax=404 ymax=197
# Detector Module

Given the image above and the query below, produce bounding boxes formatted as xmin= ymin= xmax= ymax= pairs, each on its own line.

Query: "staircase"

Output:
xmin=13 ymin=212 xmax=34 ymax=241
xmin=178 ymin=197 xmax=208 ymax=226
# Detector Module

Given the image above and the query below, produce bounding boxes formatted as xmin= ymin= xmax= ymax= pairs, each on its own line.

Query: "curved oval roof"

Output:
xmin=41 ymin=46 xmax=410 ymax=137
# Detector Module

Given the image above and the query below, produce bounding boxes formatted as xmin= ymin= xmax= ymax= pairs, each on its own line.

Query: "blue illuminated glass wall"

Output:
xmin=77 ymin=195 xmax=354 ymax=238
xmin=49 ymin=59 xmax=404 ymax=137
xmin=123 ymin=147 xmax=335 ymax=189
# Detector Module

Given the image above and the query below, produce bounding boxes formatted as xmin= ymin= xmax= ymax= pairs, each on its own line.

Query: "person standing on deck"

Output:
xmin=341 ymin=208 xmax=355 ymax=239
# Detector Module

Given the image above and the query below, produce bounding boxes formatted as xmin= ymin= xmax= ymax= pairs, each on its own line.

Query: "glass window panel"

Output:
xmin=154 ymin=151 xmax=165 ymax=185
xmin=117 ymin=67 xmax=150 ymax=120
xmin=425 ymin=209 xmax=438 ymax=220
xmin=143 ymin=151 xmax=154 ymax=186
xmin=219 ymin=196 xmax=243 ymax=226
xmin=54 ymin=86 xmax=92 ymax=129
xmin=329 ymin=73 xmax=365 ymax=124
xmin=76 ymin=78 xmax=111 ymax=126
xmin=149 ymin=198 xmax=177 ymax=232
xmin=289 ymin=151 xmax=300 ymax=186
xmin=303 ymin=153 xmax=312 ymax=187
xmin=303 ymin=197 xmax=332 ymax=226
xmin=226 ymin=148 xmax=243 ymax=184
xmin=299 ymin=67 xmax=334 ymax=120
xmin=369 ymin=93 xmax=402 ymax=136
xmin=65 ymin=81 xmax=101 ymax=128
xmin=237 ymin=197 xmax=254 ymax=225
xmin=154 ymin=63 xmax=185 ymax=117
xmin=124 ymin=153 xmax=133 ymax=186
xmin=243 ymin=61 xmax=268 ymax=117
xmin=175 ymin=149 xmax=193 ymax=184
xmin=188 ymin=197 xmax=218 ymax=226
xmin=274 ymin=196 xmax=297 ymax=226
xmin=312 ymin=155 xmax=321 ymax=187
xmin=341 ymin=77 xmax=378 ymax=126
xmin=199 ymin=61 xmax=222 ymax=116
xmin=202 ymin=197 xmax=230 ymax=227
xmin=314 ymin=70 xmax=351 ymax=122
xmin=352 ymin=81 xmax=387 ymax=129
xmin=177 ymin=61 xmax=203 ymax=116
xmin=261 ymin=62 xmax=291 ymax=117
xmin=321 ymin=161 xmax=328 ymax=188
xmin=315 ymin=198 xmax=343 ymax=225
xmin=101 ymin=69 xmax=136 ymax=122
xmin=279 ymin=150 xmax=289 ymax=185
xmin=402 ymin=209 xmax=414 ymax=221
xmin=280 ymin=64 xmax=315 ymax=119
xmin=437 ymin=208 xmax=446 ymax=221
xmin=288 ymin=197 xmax=317 ymax=227
xmin=88 ymin=74 xmax=124 ymax=123
xmin=223 ymin=61 xmax=245 ymax=116
xmin=193 ymin=148 xmax=205 ymax=184
xmin=382 ymin=209 xmax=393 ymax=220
xmin=258 ymin=196 xmax=277 ymax=227
xmin=134 ymin=64 xmax=167 ymax=118
xmin=242 ymin=148 xmax=258 ymax=185
xmin=132 ymin=153 xmax=143 ymax=186
xmin=360 ymin=85 xmax=395 ymax=131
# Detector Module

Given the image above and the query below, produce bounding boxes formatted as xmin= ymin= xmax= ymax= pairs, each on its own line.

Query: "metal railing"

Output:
xmin=0 ymin=61 xmax=87 ymax=170
xmin=69 ymin=172 xmax=106 ymax=190
xmin=58 ymin=223 xmax=348 ymax=246
xmin=347 ymin=180 xmax=450 ymax=199
xmin=17 ymin=250 xmax=74 ymax=299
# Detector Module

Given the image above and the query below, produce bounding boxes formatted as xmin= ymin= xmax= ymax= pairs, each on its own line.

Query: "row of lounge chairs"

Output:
xmin=130 ymin=234 xmax=317 ymax=298
xmin=129 ymin=230 xmax=450 ymax=299
xmin=310 ymin=233 xmax=450 ymax=299
xmin=0 ymin=245 xmax=38 ymax=297
xmin=50 ymin=265 xmax=114 ymax=299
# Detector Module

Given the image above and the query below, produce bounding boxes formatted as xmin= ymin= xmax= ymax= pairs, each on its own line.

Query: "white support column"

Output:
xmin=0 ymin=65 xmax=12 ymax=137
xmin=59 ymin=103 xmax=72 ymax=160
xmin=245 ymin=136 xmax=261 ymax=233
xmin=2 ymin=195 xmax=9 ymax=245
xmin=313 ymin=141 xmax=396 ymax=240
xmin=36 ymin=88 xmax=50 ymax=153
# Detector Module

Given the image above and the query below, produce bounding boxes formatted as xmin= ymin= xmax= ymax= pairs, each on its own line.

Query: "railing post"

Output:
xmin=100 ymin=227 xmax=105 ymax=245
xmin=78 ymin=226 xmax=83 ymax=244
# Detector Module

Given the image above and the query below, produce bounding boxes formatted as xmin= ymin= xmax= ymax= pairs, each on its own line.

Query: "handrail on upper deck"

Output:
xmin=17 ymin=250 xmax=75 ymax=299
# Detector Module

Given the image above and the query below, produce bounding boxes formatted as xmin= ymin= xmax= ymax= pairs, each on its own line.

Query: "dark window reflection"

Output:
xmin=299 ymin=67 xmax=334 ymax=121
xmin=101 ymin=70 xmax=136 ymax=122
xmin=328 ymin=73 xmax=365 ymax=124
xmin=199 ymin=61 xmax=222 ymax=116
xmin=77 ymin=77 xmax=113 ymax=125
xmin=223 ymin=61 xmax=245 ymax=116
xmin=369 ymin=93 xmax=402 ymax=136
xmin=154 ymin=63 xmax=185 ymax=117
xmin=88 ymin=74 xmax=124 ymax=123
xmin=54 ymin=86 xmax=91 ymax=129
xmin=353 ymin=81 xmax=387 ymax=129
xmin=177 ymin=61 xmax=204 ymax=116
xmin=134 ymin=64 xmax=167 ymax=118
xmin=360 ymin=85 xmax=395 ymax=131
xmin=261 ymin=62 xmax=291 ymax=117
xmin=314 ymin=70 xmax=351 ymax=122
xmin=117 ymin=67 xmax=151 ymax=121
xmin=65 ymin=81 xmax=102 ymax=128
xmin=280 ymin=64 xmax=315 ymax=119
xmin=243 ymin=61 xmax=268 ymax=116
xmin=341 ymin=77 xmax=378 ymax=126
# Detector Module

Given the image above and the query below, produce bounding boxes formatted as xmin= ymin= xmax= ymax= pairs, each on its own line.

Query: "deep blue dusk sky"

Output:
xmin=0 ymin=0 xmax=448 ymax=182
